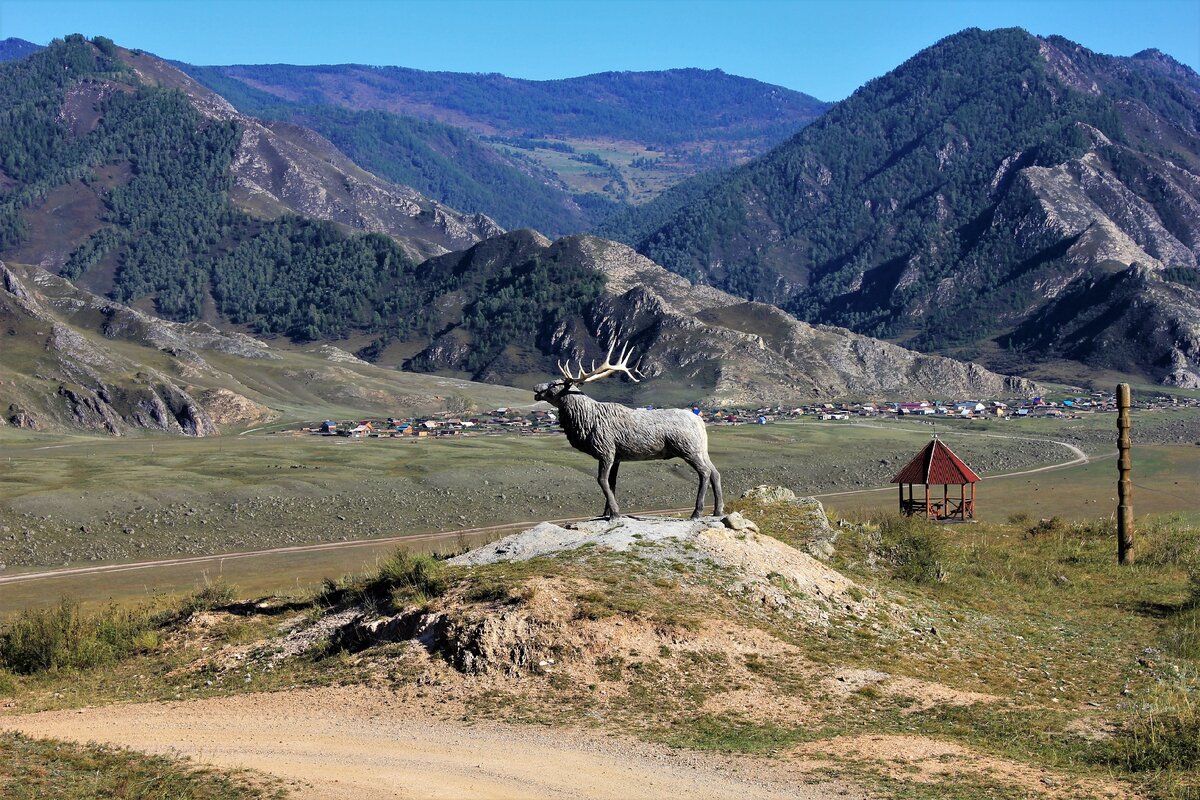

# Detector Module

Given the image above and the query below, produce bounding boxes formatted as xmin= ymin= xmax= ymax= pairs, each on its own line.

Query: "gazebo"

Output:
xmin=891 ymin=437 xmax=980 ymax=521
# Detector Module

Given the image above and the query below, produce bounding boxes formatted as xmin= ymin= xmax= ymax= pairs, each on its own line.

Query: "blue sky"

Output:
xmin=2 ymin=0 xmax=1197 ymax=100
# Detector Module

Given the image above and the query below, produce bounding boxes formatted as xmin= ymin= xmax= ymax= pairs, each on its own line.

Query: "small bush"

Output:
xmin=176 ymin=580 xmax=236 ymax=619
xmin=370 ymin=551 xmax=447 ymax=606
xmin=1162 ymin=607 xmax=1200 ymax=660
xmin=1141 ymin=517 xmax=1199 ymax=568
xmin=463 ymin=577 xmax=516 ymax=604
xmin=1007 ymin=512 xmax=1034 ymax=527
xmin=878 ymin=515 xmax=949 ymax=584
xmin=1109 ymin=690 xmax=1200 ymax=782
xmin=0 ymin=600 xmax=156 ymax=675
xmin=1026 ymin=516 xmax=1069 ymax=537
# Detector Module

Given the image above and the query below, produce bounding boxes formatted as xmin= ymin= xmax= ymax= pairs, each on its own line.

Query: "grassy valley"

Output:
xmin=2 ymin=429 xmax=1199 ymax=797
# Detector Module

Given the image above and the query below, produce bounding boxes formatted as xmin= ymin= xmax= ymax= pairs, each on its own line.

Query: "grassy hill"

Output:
xmin=3 ymin=483 xmax=1199 ymax=798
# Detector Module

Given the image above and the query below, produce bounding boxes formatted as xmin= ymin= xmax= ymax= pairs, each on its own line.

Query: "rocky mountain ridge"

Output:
xmin=407 ymin=232 xmax=1037 ymax=404
xmin=122 ymin=49 xmax=502 ymax=259
xmin=605 ymin=29 xmax=1200 ymax=386
xmin=191 ymin=63 xmax=831 ymax=213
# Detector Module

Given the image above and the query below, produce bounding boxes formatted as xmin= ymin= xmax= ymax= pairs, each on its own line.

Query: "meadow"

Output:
xmin=1 ymin=408 xmax=1197 ymax=615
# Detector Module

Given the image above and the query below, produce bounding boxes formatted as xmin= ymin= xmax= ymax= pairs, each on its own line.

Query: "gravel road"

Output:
xmin=5 ymin=686 xmax=866 ymax=799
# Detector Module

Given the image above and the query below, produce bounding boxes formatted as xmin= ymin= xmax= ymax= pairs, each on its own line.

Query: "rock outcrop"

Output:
xmin=0 ymin=262 xmax=257 ymax=435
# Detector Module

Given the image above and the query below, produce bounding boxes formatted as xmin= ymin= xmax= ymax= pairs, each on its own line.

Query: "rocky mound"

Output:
xmin=259 ymin=503 xmax=896 ymax=687
xmin=449 ymin=513 xmax=859 ymax=624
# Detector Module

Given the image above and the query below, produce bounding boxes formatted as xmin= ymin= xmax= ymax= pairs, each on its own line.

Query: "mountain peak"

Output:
xmin=0 ymin=37 xmax=43 ymax=62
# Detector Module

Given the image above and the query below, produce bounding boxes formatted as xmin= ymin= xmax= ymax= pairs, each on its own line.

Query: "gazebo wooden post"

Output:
xmin=924 ymin=485 xmax=930 ymax=519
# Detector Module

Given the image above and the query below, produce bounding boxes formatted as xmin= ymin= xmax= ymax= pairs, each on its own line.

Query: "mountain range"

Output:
xmin=6 ymin=27 xmax=1196 ymax=432
xmin=602 ymin=28 xmax=1200 ymax=387
xmin=182 ymin=61 xmax=830 ymax=232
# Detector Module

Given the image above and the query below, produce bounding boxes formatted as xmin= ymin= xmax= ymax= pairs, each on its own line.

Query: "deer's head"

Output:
xmin=534 ymin=342 xmax=643 ymax=406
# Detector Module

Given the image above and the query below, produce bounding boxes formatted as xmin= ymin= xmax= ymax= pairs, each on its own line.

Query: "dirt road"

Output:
xmin=4 ymin=686 xmax=862 ymax=799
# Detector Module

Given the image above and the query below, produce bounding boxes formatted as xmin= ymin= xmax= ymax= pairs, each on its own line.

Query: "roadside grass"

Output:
xmin=0 ymin=731 xmax=283 ymax=799
xmin=725 ymin=493 xmax=1200 ymax=796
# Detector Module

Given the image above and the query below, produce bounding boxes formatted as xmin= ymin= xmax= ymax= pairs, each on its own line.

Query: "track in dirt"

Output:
xmin=3 ymin=687 xmax=855 ymax=800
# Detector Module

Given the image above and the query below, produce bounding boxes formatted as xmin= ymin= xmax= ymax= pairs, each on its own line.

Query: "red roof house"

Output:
xmin=891 ymin=438 xmax=980 ymax=520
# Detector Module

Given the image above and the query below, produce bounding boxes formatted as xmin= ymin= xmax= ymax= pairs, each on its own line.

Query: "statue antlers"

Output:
xmin=556 ymin=342 xmax=644 ymax=384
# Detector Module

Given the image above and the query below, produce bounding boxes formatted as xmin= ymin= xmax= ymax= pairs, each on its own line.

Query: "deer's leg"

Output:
xmin=684 ymin=455 xmax=711 ymax=520
xmin=609 ymin=459 xmax=620 ymax=496
xmin=597 ymin=457 xmax=621 ymax=520
xmin=709 ymin=461 xmax=724 ymax=516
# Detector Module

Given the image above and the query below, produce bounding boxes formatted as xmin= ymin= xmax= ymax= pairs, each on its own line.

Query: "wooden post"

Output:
xmin=1117 ymin=383 xmax=1134 ymax=565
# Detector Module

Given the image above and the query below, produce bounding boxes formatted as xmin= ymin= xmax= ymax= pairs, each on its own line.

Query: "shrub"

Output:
xmin=175 ymin=580 xmax=237 ymax=619
xmin=370 ymin=551 xmax=447 ymax=606
xmin=463 ymin=577 xmax=517 ymax=604
xmin=1140 ymin=516 xmax=1199 ymax=568
xmin=1026 ymin=516 xmax=1070 ymax=537
xmin=0 ymin=600 xmax=156 ymax=675
xmin=1109 ymin=689 xmax=1200 ymax=787
xmin=878 ymin=515 xmax=949 ymax=584
xmin=1162 ymin=607 xmax=1200 ymax=661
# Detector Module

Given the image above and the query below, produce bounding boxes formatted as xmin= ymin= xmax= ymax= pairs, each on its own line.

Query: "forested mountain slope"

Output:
xmin=605 ymin=29 xmax=1200 ymax=386
xmin=181 ymin=65 xmax=614 ymax=236
xmin=0 ymin=35 xmax=497 ymax=335
xmin=0 ymin=34 xmax=1035 ymax=415
xmin=187 ymin=63 xmax=830 ymax=213
xmin=0 ymin=261 xmax=525 ymax=435
xmin=0 ymin=37 xmax=42 ymax=62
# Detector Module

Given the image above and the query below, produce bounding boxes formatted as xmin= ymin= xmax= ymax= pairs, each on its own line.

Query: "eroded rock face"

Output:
xmin=0 ymin=262 xmax=252 ymax=436
xmin=7 ymin=405 xmax=39 ymax=430
xmin=294 ymin=511 xmax=887 ymax=680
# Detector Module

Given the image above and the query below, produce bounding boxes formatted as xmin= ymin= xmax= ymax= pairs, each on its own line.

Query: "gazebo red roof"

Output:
xmin=891 ymin=438 xmax=981 ymax=485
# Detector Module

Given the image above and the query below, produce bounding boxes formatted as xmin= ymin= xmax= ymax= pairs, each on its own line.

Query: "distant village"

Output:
xmin=300 ymin=390 xmax=1200 ymax=439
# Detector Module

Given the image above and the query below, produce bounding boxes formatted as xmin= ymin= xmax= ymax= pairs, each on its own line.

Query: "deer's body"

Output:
xmin=536 ymin=381 xmax=724 ymax=520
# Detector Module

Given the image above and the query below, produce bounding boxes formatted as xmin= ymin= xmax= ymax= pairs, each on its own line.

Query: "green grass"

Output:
xmin=0 ymin=732 xmax=281 ymax=799
xmin=0 ymin=600 xmax=159 ymax=675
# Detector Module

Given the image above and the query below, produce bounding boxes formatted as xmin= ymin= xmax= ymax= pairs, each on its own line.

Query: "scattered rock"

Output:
xmin=722 ymin=511 xmax=759 ymax=532
xmin=740 ymin=485 xmax=797 ymax=504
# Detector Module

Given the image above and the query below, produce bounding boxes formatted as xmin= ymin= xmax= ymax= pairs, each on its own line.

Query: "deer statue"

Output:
xmin=533 ymin=343 xmax=724 ymax=520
